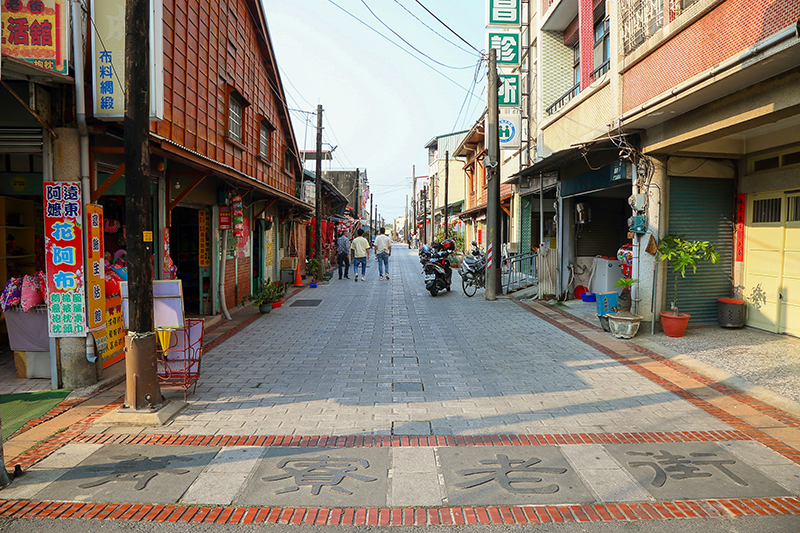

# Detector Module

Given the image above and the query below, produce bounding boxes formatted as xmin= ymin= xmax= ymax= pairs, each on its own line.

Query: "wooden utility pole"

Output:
xmin=369 ymin=193 xmax=373 ymax=238
xmin=485 ymin=48 xmax=502 ymax=301
xmin=422 ymin=186 xmax=428 ymax=244
xmin=411 ymin=165 xmax=416 ymax=247
xmin=444 ymin=150 xmax=449 ymax=240
xmin=405 ymin=195 xmax=408 ymax=243
xmin=314 ymin=105 xmax=323 ymax=267
xmin=124 ymin=0 xmax=161 ymax=409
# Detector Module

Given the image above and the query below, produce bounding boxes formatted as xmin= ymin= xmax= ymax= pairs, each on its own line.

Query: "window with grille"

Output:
xmin=752 ymin=198 xmax=782 ymax=223
xmin=593 ymin=18 xmax=610 ymax=77
xmin=789 ymin=197 xmax=800 ymax=223
xmin=621 ymin=0 xmax=664 ymax=55
xmin=573 ymin=43 xmax=581 ymax=88
xmin=228 ymin=91 xmax=243 ymax=143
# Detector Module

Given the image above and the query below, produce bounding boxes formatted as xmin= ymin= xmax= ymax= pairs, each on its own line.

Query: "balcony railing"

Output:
xmin=542 ymin=0 xmax=555 ymax=12
xmin=545 ymin=83 xmax=580 ymax=116
xmin=590 ymin=60 xmax=610 ymax=81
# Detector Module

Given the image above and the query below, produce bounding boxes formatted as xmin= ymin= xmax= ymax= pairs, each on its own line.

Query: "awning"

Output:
xmin=458 ymin=203 xmax=487 ymax=219
xmin=506 ymin=137 xmax=622 ymax=184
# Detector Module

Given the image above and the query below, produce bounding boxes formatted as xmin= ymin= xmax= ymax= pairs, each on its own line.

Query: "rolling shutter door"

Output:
xmin=667 ymin=177 xmax=735 ymax=324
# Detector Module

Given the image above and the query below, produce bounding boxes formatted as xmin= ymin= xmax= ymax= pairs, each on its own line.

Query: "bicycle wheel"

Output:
xmin=462 ymin=273 xmax=477 ymax=297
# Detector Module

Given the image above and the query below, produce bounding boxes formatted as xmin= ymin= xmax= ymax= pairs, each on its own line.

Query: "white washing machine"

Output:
xmin=591 ymin=257 xmax=623 ymax=294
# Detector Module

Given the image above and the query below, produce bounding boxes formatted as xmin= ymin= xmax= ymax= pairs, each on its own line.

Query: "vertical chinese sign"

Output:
xmin=198 ymin=210 xmax=210 ymax=267
xmin=90 ymin=0 xmax=164 ymax=120
xmin=486 ymin=0 xmax=521 ymax=109
xmin=1 ymin=0 xmax=69 ymax=75
xmin=736 ymin=193 xmax=746 ymax=262
xmin=86 ymin=204 xmax=106 ymax=332
xmin=43 ymin=182 xmax=86 ymax=337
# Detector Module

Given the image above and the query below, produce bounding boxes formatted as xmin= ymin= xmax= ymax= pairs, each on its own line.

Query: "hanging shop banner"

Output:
xmin=1 ymin=0 xmax=69 ymax=75
xmin=43 ymin=181 xmax=87 ymax=337
xmin=498 ymin=73 xmax=520 ymax=106
xmin=486 ymin=0 xmax=520 ymax=27
xmin=198 ymin=209 xmax=210 ymax=267
xmin=237 ymin=217 xmax=250 ymax=258
xmin=85 ymin=204 xmax=106 ymax=332
xmin=232 ymin=195 xmax=245 ymax=237
xmin=218 ymin=205 xmax=232 ymax=230
xmin=90 ymin=0 xmax=164 ymax=120
xmin=499 ymin=113 xmax=521 ymax=150
xmin=487 ymin=32 xmax=520 ymax=66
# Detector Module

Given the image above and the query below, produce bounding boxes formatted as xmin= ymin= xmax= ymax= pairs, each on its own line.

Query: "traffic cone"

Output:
xmin=293 ymin=264 xmax=303 ymax=287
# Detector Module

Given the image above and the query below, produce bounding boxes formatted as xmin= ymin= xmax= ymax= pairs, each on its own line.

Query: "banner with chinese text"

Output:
xmin=86 ymin=204 xmax=106 ymax=332
xmin=486 ymin=0 xmax=520 ymax=27
xmin=199 ymin=209 xmax=210 ymax=267
xmin=43 ymin=181 xmax=86 ymax=337
xmin=1 ymin=0 xmax=69 ymax=75
xmin=90 ymin=0 xmax=164 ymax=119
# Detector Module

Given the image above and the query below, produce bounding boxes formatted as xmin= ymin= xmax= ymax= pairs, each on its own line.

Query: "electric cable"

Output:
xmin=412 ymin=0 xmax=483 ymax=56
xmin=392 ymin=0 xmax=477 ymax=56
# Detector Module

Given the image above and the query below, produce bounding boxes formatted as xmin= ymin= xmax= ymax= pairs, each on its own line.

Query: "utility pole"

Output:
xmin=430 ymin=174 xmax=435 ymax=243
xmin=123 ymin=0 xmax=161 ymax=410
xmin=405 ymin=195 xmax=408 ymax=244
xmin=444 ymin=150 xmax=449 ymax=240
xmin=411 ymin=165 xmax=416 ymax=247
xmin=422 ymin=186 xmax=428 ymax=244
xmin=354 ymin=168 xmax=359 ymax=219
xmin=485 ymin=48 xmax=502 ymax=301
xmin=369 ymin=193 xmax=373 ymax=237
xmin=314 ymin=105 xmax=323 ymax=268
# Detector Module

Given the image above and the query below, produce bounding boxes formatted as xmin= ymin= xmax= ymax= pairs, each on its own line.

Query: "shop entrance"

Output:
xmin=170 ymin=207 xmax=203 ymax=315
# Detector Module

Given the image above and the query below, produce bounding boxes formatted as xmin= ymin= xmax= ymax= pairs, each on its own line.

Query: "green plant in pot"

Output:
xmin=307 ymin=257 xmax=322 ymax=282
xmin=657 ymin=234 xmax=720 ymax=337
xmin=244 ymin=278 xmax=280 ymax=313
xmin=615 ymin=277 xmax=639 ymax=313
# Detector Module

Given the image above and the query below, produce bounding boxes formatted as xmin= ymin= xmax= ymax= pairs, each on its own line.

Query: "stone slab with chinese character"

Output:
xmin=236 ymin=447 xmax=389 ymax=507
xmin=605 ymin=442 xmax=793 ymax=501
xmin=439 ymin=446 xmax=594 ymax=506
xmin=34 ymin=444 xmax=219 ymax=504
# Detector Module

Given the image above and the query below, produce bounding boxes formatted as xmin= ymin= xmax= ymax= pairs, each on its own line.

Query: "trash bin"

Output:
xmin=718 ymin=298 xmax=745 ymax=328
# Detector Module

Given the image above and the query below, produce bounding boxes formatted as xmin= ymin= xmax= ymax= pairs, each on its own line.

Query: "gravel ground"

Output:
xmin=558 ymin=300 xmax=800 ymax=404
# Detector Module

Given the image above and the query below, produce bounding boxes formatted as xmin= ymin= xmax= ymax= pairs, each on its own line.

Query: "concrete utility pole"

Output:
xmin=411 ymin=165 xmax=416 ymax=247
xmin=124 ymin=0 xmax=161 ymax=409
xmin=369 ymin=193 xmax=373 ymax=237
xmin=354 ymin=168 xmax=359 ymax=219
xmin=430 ymin=174 xmax=435 ymax=242
xmin=444 ymin=150 xmax=449 ymax=240
xmin=314 ymin=105 xmax=323 ymax=267
xmin=405 ymin=195 xmax=408 ymax=243
xmin=485 ymin=48 xmax=502 ymax=301
xmin=422 ymin=186 xmax=428 ymax=244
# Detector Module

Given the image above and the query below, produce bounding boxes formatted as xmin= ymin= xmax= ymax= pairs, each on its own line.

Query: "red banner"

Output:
xmin=218 ymin=205 xmax=231 ymax=230
xmin=43 ymin=181 xmax=86 ymax=337
xmin=736 ymin=193 xmax=746 ymax=262
xmin=86 ymin=204 xmax=106 ymax=332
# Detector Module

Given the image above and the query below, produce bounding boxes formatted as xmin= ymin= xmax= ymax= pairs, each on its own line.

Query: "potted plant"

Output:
xmin=272 ymin=280 xmax=287 ymax=307
xmin=657 ymin=234 xmax=720 ymax=337
xmin=307 ymin=257 xmax=321 ymax=287
xmin=615 ymin=278 xmax=639 ymax=313
xmin=244 ymin=278 xmax=279 ymax=313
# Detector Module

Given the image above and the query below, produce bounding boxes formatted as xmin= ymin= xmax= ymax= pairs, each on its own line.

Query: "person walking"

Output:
xmin=350 ymin=228 xmax=370 ymax=282
xmin=374 ymin=227 xmax=391 ymax=280
xmin=336 ymin=231 xmax=350 ymax=280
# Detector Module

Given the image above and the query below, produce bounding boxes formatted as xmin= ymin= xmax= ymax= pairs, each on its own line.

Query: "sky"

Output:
xmin=262 ymin=0 xmax=488 ymax=222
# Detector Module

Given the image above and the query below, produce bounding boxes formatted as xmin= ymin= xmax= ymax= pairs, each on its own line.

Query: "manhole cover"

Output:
xmin=391 ymin=357 xmax=419 ymax=364
xmin=290 ymin=300 xmax=322 ymax=307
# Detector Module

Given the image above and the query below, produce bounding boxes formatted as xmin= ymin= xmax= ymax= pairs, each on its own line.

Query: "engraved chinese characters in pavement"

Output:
xmin=262 ymin=455 xmax=378 ymax=495
xmin=239 ymin=448 xmax=390 ymax=507
xmin=34 ymin=445 xmax=218 ymax=504
xmin=439 ymin=447 xmax=594 ymax=506
xmin=606 ymin=443 xmax=792 ymax=500
xmin=454 ymin=454 xmax=567 ymax=494
xmin=77 ymin=453 xmax=193 ymax=491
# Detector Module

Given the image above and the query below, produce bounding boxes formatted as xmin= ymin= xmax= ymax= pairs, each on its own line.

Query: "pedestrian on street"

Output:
xmin=336 ymin=231 xmax=350 ymax=280
xmin=374 ymin=227 xmax=391 ymax=280
xmin=350 ymin=228 xmax=370 ymax=282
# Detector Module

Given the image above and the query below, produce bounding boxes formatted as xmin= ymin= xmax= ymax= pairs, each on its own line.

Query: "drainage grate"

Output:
xmin=391 ymin=357 xmax=419 ymax=364
xmin=290 ymin=299 xmax=323 ymax=307
xmin=392 ymin=382 xmax=424 ymax=392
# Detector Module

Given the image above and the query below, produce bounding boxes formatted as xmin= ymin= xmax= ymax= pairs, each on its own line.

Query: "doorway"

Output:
xmin=170 ymin=207 xmax=201 ymax=315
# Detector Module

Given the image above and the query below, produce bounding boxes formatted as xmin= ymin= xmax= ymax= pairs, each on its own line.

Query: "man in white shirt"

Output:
xmin=350 ymin=228 xmax=370 ymax=282
xmin=374 ymin=227 xmax=392 ymax=280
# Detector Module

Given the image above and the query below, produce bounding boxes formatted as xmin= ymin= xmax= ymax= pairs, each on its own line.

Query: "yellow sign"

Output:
xmin=198 ymin=210 xmax=210 ymax=267
xmin=143 ymin=231 xmax=153 ymax=242
xmin=10 ymin=176 xmax=27 ymax=191
xmin=1 ymin=0 xmax=69 ymax=74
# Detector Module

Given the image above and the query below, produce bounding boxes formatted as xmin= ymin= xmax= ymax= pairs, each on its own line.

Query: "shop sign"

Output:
xmin=85 ymin=204 xmax=106 ymax=332
xmin=487 ymin=32 xmax=520 ymax=66
xmin=90 ymin=0 xmax=164 ymax=120
xmin=232 ymin=195 xmax=245 ymax=237
xmin=43 ymin=181 xmax=86 ymax=337
xmin=499 ymin=113 xmax=521 ymax=150
xmin=736 ymin=193 xmax=746 ymax=262
xmin=498 ymin=74 xmax=519 ymax=107
xmin=237 ymin=217 xmax=250 ymax=258
xmin=198 ymin=210 xmax=210 ymax=267
xmin=1 ymin=0 xmax=69 ymax=75
xmin=486 ymin=0 xmax=520 ymax=27
xmin=218 ymin=205 xmax=232 ymax=230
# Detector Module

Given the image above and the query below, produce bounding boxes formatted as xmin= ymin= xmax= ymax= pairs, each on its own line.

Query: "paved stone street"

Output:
xmin=3 ymin=246 xmax=800 ymax=526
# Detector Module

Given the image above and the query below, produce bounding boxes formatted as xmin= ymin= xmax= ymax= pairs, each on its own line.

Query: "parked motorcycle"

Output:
xmin=423 ymin=240 xmax=455 ymax=296
xmin=459 ymin=241 xmax=485 ymax=297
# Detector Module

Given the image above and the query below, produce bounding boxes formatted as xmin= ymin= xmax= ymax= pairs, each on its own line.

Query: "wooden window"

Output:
xmin=228 ymin=91 xmax=244 ymax=143
xmin=260 ymin=120 xmax=274 ymax=160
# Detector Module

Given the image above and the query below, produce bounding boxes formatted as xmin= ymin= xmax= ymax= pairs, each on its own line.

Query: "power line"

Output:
xmin=392 ymin=0 xmax=476 ymax=57
xmin=452 ymin=59 xmax=485 ymax=132
xmin=326 ymin=0 xmax=482 ymax=98
xmin=412 ymin=0 xmax=483 ymax=56
xmin=358 ymin=0 xmax=475 ymax=70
